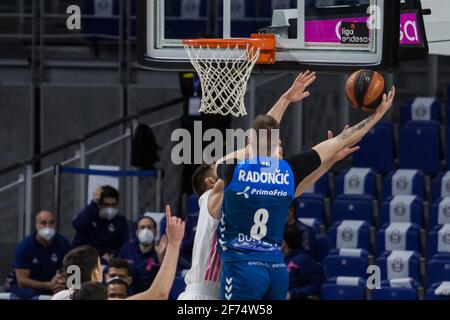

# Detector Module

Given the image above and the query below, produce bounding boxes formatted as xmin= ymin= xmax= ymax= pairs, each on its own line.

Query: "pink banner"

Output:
xmin=304 ymin=13 xmax=421 ymax=45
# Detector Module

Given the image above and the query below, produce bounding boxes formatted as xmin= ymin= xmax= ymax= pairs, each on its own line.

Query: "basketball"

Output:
xmin=345 ymin=69 xmax=386 ymax=112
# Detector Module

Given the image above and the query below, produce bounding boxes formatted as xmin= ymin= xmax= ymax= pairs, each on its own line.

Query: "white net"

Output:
xmin=184 ymin=44 xmax=260 ymax=117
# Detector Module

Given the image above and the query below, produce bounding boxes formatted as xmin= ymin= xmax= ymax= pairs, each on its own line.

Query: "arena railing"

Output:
xmin=0 ymin=96 xmax=185 ymax=242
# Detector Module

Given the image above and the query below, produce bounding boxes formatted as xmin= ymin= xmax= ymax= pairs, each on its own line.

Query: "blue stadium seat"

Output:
xmin=335 ymin=168 xmax=377 ymax=198
xmin=320 ymin=277 xmax=366 ymax=300
xmin=425 ymin=281 xmax=450 ymax=300
xmin=399 ymin=121 xmax=441 ymax=176
xmin=431 ymin=171 xmax=450 ymax=202
xmin=427 ymin=224 xmax=450 ymax=260
xmin=328 ymin=220 xmax=371 ymax=251
xmin=298 ymin=218 xmax=321 ymax=234
xmin=372 ymin=287 xmax=418 ymax=300
xmin=324 ymin=249 xmax=369 ymax=278
xmin=165 ymin=0 xmax=208 ymax=39
xmin=376 ymin=250 xmax=420 ymax=281
xmin=295 ymin=194 xmax=326 ymax=224
xmin=84 ymin=0 xmax=120 ymax=38
xmin=427 ymin=259 xmax=450 ymax=288
xmin=383 ymin=169 xmax=425 ymax=200
xmin=331 ymin=195 xmax=374 ymax=225
xmin=376 ymin=223 xmax=421 ymax=257
xmin=380 ymin=278 xmax=420 ymax=289
xmin=315 ymin=235 xmax=331 ymax=263
xmin=430 ymin=198 xmax=450 ymax=230
xmin=352 ymin=122 xmax=395 ymax=175
xmin=379 ymin=195 xmax=424 ymax=227
xmin=400 ymin=97 xmax=441 ymax=126
xmin=302 ymin=174 xmax=329 ymax=197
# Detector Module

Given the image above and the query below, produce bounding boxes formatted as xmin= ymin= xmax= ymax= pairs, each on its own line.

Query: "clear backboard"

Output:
xmin=137 ymin=0 xmax=407 ymax=71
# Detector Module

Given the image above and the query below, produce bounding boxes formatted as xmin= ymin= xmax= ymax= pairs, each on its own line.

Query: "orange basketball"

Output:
xmin=346 ymin=69 xmax=386 ymax=112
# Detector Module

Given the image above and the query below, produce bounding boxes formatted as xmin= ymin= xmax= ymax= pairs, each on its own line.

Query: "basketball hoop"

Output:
xmin=183 ymin=34 xmax=276 ymax=117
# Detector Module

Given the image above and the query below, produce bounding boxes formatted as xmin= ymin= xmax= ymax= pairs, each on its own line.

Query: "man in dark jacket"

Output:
xmin=72 ymin=186 xmax=129 ymax=263
xmin=283 ymin=225 xmax=325 ymax=300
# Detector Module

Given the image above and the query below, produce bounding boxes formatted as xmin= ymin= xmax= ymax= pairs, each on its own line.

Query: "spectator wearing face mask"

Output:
xmin=72 ymin=186 xmax=129 ymax=263
xmin=54 ymin=205 xmax=185 ymax=300
xmin=118 ymin=216 xmax=168 ymax=294
xmin=5 ymin=210 xmax=70 ymax=300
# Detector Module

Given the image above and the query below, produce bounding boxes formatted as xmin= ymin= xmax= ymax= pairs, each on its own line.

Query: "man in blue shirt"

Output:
xmin=5 ymin=210 xmax=70 ymax=300
xmin=118 ymin=216 xmax=167 ymax=294
xmin=72 ymin=186 xmax=129 ymax=263
xmin=283 ymin=225 xmax=325 ymax=300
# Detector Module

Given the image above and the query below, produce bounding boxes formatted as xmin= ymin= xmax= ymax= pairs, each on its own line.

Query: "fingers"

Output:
xmin=327 ymin=130 xmax=333 ymax=140
xmin=302 ymin=91 xmax=311 ymax=99
xmin=348 ymin=146 xmax=360 ymax=154
xmin=165 ymin=205 xmax=171 ymax=222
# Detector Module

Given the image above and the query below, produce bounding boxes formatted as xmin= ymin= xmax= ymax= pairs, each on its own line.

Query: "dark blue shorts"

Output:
xmin=220 ymin=260 xmax=289 ymax=300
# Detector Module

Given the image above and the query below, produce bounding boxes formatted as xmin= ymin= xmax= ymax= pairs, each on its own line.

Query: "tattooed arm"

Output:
xmin=312 ymin=86 xmax=395 ymax=165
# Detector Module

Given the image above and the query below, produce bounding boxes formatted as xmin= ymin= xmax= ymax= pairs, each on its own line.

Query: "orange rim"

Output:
xmin=183 ymin=34 xmax=276 ymax=65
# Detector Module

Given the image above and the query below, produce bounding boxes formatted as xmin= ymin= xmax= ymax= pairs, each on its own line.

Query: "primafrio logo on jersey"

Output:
xmin=237 ymin=169 xmax=290 ymax=185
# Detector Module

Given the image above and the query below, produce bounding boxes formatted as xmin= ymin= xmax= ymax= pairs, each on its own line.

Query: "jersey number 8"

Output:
xmin=250 ymin=209 xmax=269 ymax=240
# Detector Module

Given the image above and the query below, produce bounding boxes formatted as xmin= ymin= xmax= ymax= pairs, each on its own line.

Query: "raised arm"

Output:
xmin=295 ymin=127 xmax=359 ymax=197
xmin=267 ymin=71 xmax=316 ymax=124
xmin=313 ymin=86 xmax=395 ymax=165
xmin=127 ymin=205 xmax=185 ymax=300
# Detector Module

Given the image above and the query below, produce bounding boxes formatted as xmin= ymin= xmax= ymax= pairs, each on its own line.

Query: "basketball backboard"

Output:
xmin=137 ymin=0 xmax=419 ymax=71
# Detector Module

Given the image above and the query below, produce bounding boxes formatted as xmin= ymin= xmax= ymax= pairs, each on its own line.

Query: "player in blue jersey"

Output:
xmin=208 ymin=73 xmax=396 ymax=300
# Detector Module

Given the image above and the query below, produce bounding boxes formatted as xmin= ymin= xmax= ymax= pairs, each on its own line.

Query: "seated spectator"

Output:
xmin=52 ymin=245 xmax=103 ymax=300
xmin=283 ymin=225 xmax=325 ymax=300
xmin=106 ymin=278 xmax=128 ymax=299
xmin=72 ymin=282 xmax=107 ymax=300
xmin=72 ymin=186 xmax=129 ymax=263
xmin=286 ymin=202 xmax=316 ymax=256
xmin=118 ymin=216 xmax=167 ymax=294
xmin=5 ymin=210 xmax=70 ymax=300
xmin=105 ymin=258 xmax=132 ymax=294
xmin=54 ymin=205 xmax=185 ymax=300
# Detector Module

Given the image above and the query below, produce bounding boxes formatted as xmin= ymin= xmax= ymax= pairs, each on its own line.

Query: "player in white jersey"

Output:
xmin=178 ymin=164 xmax=221 ymax=300
xmin=178 ymin=71 xmax=318 ymax=300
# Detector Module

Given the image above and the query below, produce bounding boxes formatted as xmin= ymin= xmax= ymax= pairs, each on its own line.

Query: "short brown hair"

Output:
xmin=192 ymin=164 xmax=214 ymax=196
xmin=251 ymin=115 xmax=280 ymax=155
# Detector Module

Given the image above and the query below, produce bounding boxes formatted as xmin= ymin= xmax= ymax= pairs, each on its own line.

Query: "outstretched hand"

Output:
xmin=328 ymin=126 xmax=360 ymax=162
xmin=376 ymin=85 xmax=396 ymax=115
xmin=165 ymin=205 xmax=185 ymax=248
xmin=282 ymin=70 xmax=317 ymax=103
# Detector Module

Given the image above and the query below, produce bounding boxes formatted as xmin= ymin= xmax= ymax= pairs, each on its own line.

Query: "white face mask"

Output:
xmin=38 ymin=227 xmax=55 ymax=241
xmin=100 ymin=207 xmax=118 ymax=220
xmin=138 ymin=229 xmax=154 ymax=246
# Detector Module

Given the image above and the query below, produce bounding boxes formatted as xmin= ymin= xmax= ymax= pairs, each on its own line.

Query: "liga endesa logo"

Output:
xmin=340 ymin=22 xmax=370 ymax=44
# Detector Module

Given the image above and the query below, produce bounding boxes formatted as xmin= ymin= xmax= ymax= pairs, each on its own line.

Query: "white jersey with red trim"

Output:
xmin=178 ymin=190 xmax=221 ymax=300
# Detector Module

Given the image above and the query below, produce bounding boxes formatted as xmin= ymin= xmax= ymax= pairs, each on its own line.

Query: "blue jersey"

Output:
xmin=218 ymin=156 xmax=296 ymax=263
